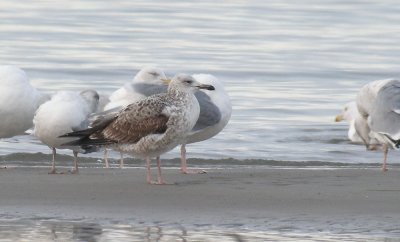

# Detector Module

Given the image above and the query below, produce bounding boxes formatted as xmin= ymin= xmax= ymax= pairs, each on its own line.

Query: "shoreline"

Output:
xmin=0 ymin=166 xmax=399 ymax=236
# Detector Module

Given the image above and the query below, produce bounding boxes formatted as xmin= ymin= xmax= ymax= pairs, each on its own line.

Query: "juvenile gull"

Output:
xmin=101 ymin=67 xmax=167 ymax=168
xmin=62 ymin=74 xmax=215 ymax=184
xmin=33 ymin=90 xmax=99 ymax=174
xmin=0 ymin=65 xmax=47 ymax=138
xmin=101 ymin=70 xmax=231 ymax=174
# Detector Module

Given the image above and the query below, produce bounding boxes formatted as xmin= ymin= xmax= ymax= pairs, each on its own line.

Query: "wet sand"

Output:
xmin=0 ymin=166 xmax=399 ymax=235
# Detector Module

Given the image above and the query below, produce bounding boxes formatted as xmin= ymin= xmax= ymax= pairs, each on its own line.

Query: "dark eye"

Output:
xmin=184 ymin=80 xmax=193 ymax=84
xmin=149 ymin=72 xmax=158 ymax=76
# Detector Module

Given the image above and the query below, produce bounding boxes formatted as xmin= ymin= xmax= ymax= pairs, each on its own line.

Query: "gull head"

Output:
xmin=335 ymin=101 xmax=359 ymax=123
xmin=133 ymin=67 xmax=167 ymax=84
xmin=165 ymin=74 xmax=215 ymax=93
xmin=80 ymin=89 xmax=100 ymax=113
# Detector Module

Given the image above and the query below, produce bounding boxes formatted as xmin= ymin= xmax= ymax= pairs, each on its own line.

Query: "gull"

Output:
xmin=100 ymin=70 xmax=231 ymax=174
xmin=104 ymin=67 xmax=167 ymax=111
xmin=180 ymin=74 xmax=231 ymax=174
xmin=61 ymin=74 xmax=215 ymax=184
xmin=355 ymin=78 xmax=394 ymax=171
xmin=369 ymin=80 xmax=400 ymax=172
xmin=33 ymin=90 xmax=99 ymax=174
xmin=101 ymin=67 xmax=167 ymax=168
xmin=0 ymin=65 xmax=47 ymax=138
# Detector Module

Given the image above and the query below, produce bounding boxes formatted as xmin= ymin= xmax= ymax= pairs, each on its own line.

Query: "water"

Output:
xmin=1 ymin=0 xmax=400 ymax=163
xmin=1 ymin=1 xmax=400 ymax=240
xmin=0 ymin=217 xmax=394 ymax=242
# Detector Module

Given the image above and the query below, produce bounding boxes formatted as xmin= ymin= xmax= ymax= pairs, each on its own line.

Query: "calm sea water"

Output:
xmin=2 ymin=1 xmax=400 ymax=240
xmin=1 ymin=1 xmax=400 ymax=165
xmin=0 ymin=217 xmax=396 ymax=242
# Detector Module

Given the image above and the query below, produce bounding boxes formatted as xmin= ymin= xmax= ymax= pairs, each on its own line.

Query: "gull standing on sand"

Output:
xmin=0 ymin=65 xmax=47 ymax=138
xmin=61 ymin=74 xmax=215 ymax=184
xmin=355 ymin=78 xmax=394 ymax=171
xmin=180 ymin=74 xmax=231 ymax=174
xmin=102 ymin=70 xmax=231 ymax=174
xmin=33 ymin=90 xmax=99 ymax=174
xmin=101 ymin=67 xmax=167 ymax=168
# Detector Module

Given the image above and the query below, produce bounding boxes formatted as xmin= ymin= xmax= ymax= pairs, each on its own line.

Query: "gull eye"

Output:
xmin=149 ymin=72 xmax=158 ymax=76
xmin=184 ymin=80 xmax=193 ymax=84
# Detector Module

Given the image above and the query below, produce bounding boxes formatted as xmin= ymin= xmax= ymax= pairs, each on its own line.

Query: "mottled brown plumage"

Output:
xmin=101 ymin=98 xmax=169 ymax=143
xmin=61 ymin=74 xmax=215 ymax=184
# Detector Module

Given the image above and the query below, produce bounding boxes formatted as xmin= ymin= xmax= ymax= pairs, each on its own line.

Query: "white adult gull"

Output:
xmin=0 ymin=65 xmax=47 ymax=138
xmin=104 ymin=67 xmax=167 ymax=111
xmin=33 ymin=90 xmax=99 ymax=174
xmin=61 ymin=74 xmax=215 ymax=184
xmin=180 ymin=74 xmax=232 ymax=174
xmin=355 ymin=78 xmax=394 ymax=171
xmin=101 ymin=67 xmax=167 ymax=168
xmin=369 ymin=80 xmax=400 ymax=172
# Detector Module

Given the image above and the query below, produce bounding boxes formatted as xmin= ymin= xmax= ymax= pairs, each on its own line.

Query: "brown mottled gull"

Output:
xmin=61 ymin=74 xmax=215 ymax=184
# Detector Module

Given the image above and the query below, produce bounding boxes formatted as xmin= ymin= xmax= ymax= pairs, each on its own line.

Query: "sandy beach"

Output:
xmin=0 ymin=165 xmax=399 ymax=237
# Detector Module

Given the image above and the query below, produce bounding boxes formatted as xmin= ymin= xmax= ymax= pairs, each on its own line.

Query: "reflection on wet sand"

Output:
xmin=0 ymin=218 xmax=388 ymax=242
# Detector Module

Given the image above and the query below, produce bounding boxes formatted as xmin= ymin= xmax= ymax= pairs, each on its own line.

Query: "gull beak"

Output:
xmin=161 ymin=78 xmax=172 ymax=85
xmin=335 ymin=114 xmax=343 ymax=122
xmin=197 ymin=84 xmax=215 ymax=91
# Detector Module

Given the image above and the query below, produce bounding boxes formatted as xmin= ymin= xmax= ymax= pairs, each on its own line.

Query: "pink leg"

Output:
xmin=119 ymin=152 xmax=124 ymax=169
xmin=103 ymin=149 xmax=109 ymax=168
xmin=180 ymin=144 xmax=188 ymax=173
xmin=70 ymin=151 xmax=79 ymax=174
xmin=156 ymin=156 xmax=166 ymax=184
xmin=146 ymin=157 xmax=153 ymax=184
xmin=48 ymin=148 xmax=63 ymax=174
xmin=382 ymin=144 xmax=389 ymax=172
xmin=180 ymin=144 xmax=206 ymax=174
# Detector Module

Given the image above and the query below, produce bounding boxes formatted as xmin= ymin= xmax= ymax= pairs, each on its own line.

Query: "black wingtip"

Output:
xmin=382 ymin=133 xmax=400 ymax=148
xmin=60 ymin=139 xmax=84 ymax=147
xmin=59 ymin=129 xmax=93 ymax=138
xmin=61 ymin=136 xmax=116 ymax=148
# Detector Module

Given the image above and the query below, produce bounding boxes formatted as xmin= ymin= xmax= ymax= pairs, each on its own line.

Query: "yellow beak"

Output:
xmin=335 ymin=114 xmax=343 ymax=122
xmin=161 ymin=78 xmax=172 ymax=84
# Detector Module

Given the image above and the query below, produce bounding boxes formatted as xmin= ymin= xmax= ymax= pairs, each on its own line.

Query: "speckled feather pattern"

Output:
xmin=92 ymin=89 xmax=200 ymax=158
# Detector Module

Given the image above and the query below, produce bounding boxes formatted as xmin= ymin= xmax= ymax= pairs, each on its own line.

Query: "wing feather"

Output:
xmin=98 ymin=95 xmax=169 ymax=143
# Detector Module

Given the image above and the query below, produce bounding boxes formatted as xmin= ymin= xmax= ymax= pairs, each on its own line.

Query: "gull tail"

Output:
xmin=61 ymin=136 xmax=116 ymax=147
xmin=381 ymin=133 xmax=400 ymax=149
xmin=60 ymin=113 xmax=117 ymax=147
xmin=59 ymin=128 xmax=95 ymax=138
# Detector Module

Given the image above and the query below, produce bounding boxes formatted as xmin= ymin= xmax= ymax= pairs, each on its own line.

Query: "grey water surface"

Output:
xmin=2 ymin=1 xmax=400 ymax=164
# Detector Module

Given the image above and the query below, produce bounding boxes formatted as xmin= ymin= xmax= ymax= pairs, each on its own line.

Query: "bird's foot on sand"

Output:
xmin=48 ymin=169 xmax=64 ymax=175
xmin=381 ymin=166 xmax=388 ymax=172
xmin=180 ymin=168 xmax=207 ymax=174
xmin=68 ymin=169 xmax=79 ymax=174
xmin=148 ymin=180 xmax=175 ymax=185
